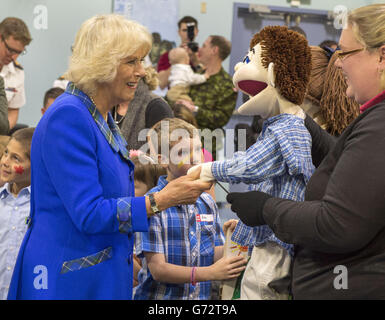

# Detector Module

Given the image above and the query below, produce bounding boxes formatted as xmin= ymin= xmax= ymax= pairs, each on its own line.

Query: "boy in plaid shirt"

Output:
xmin=134 ymin=118 xmax=247 ymax=300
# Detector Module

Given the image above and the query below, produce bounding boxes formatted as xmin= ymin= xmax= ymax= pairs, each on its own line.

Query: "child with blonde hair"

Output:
xmin=166 ymin=47 xmax=209 ymax=105
xmin=134 ymin=118 xmax=247 ymax=300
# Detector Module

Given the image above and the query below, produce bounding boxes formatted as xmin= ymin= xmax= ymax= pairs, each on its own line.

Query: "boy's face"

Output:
xmin=166 ymin=136 xmax=202 ymax=181
xmin=0 ymin=139 xmax=31 ymax=188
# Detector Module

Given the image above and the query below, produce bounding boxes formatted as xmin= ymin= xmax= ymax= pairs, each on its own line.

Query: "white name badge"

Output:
xmin=196 ymin=214 xmax=214 ymax=223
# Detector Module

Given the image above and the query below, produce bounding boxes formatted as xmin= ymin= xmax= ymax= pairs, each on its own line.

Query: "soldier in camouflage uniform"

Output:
xmin=188 ymin=35 xmax=237 ymax=160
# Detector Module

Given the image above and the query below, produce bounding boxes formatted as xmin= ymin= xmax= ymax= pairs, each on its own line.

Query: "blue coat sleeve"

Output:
xmin=41 ymin=104 xmax=145 ymax=235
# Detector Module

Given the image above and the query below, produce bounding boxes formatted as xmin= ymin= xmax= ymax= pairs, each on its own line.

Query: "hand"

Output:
xmin=209 ymin=255 xmax=247 ymax=281
xmin=156 ymin=166 xmax=213 ymax=208
xmin=133 ymin=256 xmax=142 ymax=288
xmin=187 ymin=162 xmax=214 ymax=182
xmin=175 ymin=99 xmax=197 ymax=112
xmin=226 ymin=191 xmax=272 ymax=227
xmin=223 ymin=219 xmax=238 ymax=235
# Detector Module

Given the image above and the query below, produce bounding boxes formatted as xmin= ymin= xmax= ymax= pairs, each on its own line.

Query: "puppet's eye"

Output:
xmin=243 ymin=56 xmax=250 ymax=64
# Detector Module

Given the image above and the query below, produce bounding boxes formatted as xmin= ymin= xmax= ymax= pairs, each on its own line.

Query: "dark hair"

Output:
xmin=10 ymin=127 xmax=35 ymax=159
xmin=0 ymin=17 xmax=32 ymax=46
xmin=319 ymin=40 xmax=338 ymax=49
xmin=288 ymin=26 xmax=307 ymax=39
xmin=131 ymin=155 xmax=166 ymax=190
xmin=178 ymin=16 xmax=198 ymax=29
xmin=209 ymin=35 xmax=231 ymax=61
xmin=43 ymin=87 xmax=64 ymax=107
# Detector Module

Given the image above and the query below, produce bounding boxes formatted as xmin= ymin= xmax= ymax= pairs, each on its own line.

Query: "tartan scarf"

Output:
xmin=65 ymin=82 xmax=130 ymax=161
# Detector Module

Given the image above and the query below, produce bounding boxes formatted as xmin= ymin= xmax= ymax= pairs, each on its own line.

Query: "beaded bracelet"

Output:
xmin=191 ymin=266 xmax=197 ymax=286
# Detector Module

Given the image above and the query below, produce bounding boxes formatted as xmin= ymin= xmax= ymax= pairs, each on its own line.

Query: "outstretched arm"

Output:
xmin=145 ymin=251 xmax=247 ymax=284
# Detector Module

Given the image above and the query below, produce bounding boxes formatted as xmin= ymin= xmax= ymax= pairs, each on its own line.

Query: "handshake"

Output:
xmin=187 ymin=163 xmax=271 ymax=227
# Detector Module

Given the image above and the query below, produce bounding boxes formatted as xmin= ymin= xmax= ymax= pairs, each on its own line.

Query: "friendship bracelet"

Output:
xmin=191 ymin=266 xmax=197 ymax=286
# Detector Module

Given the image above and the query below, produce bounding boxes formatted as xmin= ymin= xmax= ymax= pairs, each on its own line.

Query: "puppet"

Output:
xmin=188 ymin=26 xmax=315 ymax=299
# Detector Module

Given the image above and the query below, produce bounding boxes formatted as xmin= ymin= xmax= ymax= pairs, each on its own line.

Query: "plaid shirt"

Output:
xmin=212 ymin=113 xmax=315 ymax=256
xmin=134 ymin=176 xmax=225 ymax=300
xmin=65 ymin=83 xmax=135 ymax=234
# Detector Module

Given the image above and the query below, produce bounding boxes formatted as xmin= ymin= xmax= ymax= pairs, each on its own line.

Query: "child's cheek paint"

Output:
xmin=14 ymin=165 xmax=24 ymax=174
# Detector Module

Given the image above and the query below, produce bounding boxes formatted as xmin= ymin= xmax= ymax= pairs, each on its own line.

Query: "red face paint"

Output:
xmin=14 ymin=165 xmax=24 ymax=174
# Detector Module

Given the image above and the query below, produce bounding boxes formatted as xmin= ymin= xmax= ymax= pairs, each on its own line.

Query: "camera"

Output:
xmin=186 ymin=22 xmax=199 ymax=52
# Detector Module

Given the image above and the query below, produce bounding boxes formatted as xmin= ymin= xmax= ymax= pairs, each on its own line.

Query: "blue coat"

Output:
xmin=8 ymin=91 xmax=148 ymax=300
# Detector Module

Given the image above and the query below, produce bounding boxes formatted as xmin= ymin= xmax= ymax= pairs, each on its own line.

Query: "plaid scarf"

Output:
xmin=65 ymin=82 xmax=130 ymax=161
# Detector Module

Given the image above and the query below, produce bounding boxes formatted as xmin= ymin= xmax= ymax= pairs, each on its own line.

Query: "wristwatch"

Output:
xmin=148 ymin=193 xmax=160 ymax=214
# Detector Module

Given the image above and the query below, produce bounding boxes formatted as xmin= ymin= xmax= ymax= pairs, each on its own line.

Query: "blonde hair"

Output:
xmin=168 ymin=47 xmax=188 ymax=65
xmin=64 ymin=14 xmax=152 ymax=96
xmin=149 ymin=118 xmax=199 ymax=156
xmin=143 ymin=66 xmax=159 ymax=91
xmin=348 ymin=4 xmax=385 ymax=90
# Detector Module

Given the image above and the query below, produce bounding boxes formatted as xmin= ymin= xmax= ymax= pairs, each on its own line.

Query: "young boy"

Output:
xmin=0 ymin=128 xmax=34 ymax=300
xmin=166 ymin=47 xmax=209 ymax=106
xmin=41 ymin=87 xmax=64 ymax=115
xmin=134 ymin=118 xmax=246 ymax=300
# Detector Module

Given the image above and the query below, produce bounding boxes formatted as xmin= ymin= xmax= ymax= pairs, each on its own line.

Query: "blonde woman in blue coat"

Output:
xmin=7 ymin=14 xmax=211 ymax=300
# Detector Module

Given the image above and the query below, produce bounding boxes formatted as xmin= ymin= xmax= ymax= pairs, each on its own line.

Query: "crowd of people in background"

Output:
xmin=0 ymin=2 xmax=385 ymax=300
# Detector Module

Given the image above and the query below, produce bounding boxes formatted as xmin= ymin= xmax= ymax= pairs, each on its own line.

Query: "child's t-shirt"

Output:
xmin=134 ymin=175 xmax=224 ymax=300
xmin=0 ymin=183 xmax=31 ymax=300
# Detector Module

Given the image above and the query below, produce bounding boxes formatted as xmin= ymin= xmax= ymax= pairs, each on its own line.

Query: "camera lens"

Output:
xmin=188 ymin=42 xmax=199 ymax=53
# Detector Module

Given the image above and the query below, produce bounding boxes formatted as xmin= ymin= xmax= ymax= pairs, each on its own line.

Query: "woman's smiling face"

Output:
xmin=335 ymin=25 xmax=383 ymax=105
xmin=104 ymin=49 xmax=147 ymax=105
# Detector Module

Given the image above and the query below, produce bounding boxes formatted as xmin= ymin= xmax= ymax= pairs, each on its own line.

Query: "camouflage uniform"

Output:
xmin=189 ymin=67 xmax=237 ymax=159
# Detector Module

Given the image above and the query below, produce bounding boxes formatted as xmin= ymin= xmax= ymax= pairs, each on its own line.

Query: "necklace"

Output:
xmin=113 ymin=105 xmax=125 ymax=125
xmin=90 ymin=96 xmax=108 ymax=122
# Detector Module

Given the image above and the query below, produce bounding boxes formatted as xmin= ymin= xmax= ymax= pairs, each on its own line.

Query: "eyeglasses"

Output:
xmin=1 ymin=36 xmax=26 ymax=56
xmin=335 ymin=47 xmax=365 ymax=61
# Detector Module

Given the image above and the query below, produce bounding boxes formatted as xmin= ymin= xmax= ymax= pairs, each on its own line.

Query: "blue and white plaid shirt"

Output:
xmin=212 ymin=113 xmax=315 ymax=256
xmin=134 ymin=176 xmax=225 ymax=300
xmin=0 ymin=184 xmax=30 ymax=300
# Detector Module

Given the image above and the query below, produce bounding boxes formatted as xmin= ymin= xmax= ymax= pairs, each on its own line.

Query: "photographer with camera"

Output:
xmin=157 ymin=16 xmax=200 ymax=90
xmin=176 ymin=35 xmax=237 ymax=160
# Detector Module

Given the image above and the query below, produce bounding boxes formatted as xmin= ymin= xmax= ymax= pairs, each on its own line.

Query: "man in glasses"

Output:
xmin=0 ymin=17 xmax=32 ymax=131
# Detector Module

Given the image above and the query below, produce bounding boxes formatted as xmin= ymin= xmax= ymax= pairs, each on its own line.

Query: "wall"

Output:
xmin=0 ymin=0 xmax=112 ymax=127
xmin=179 ymin=0 xmax=373 ymax=72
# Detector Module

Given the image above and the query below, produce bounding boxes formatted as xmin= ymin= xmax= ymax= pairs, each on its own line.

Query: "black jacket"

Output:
xmin=263 ymin=100 xmax=385 ymax=299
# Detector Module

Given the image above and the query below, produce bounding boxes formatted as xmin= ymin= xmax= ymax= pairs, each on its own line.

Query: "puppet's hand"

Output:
xmin=226 ymin=191 xmax=271 ymax=226
xmin=187 ymin=162 xmax=214 ymax=182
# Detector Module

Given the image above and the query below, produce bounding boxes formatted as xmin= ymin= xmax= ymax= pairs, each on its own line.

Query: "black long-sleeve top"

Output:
xmin=263 ymin=101 xmax=385 ymax=299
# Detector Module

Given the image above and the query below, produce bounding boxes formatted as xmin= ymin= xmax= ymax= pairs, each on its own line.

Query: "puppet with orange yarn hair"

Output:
xmin=188 ymin=26 xmax=315 ymax=299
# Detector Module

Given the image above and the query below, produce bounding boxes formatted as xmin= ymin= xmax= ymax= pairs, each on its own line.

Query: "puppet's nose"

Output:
xmin=234 ymin=62 xmax=243 ymax=72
